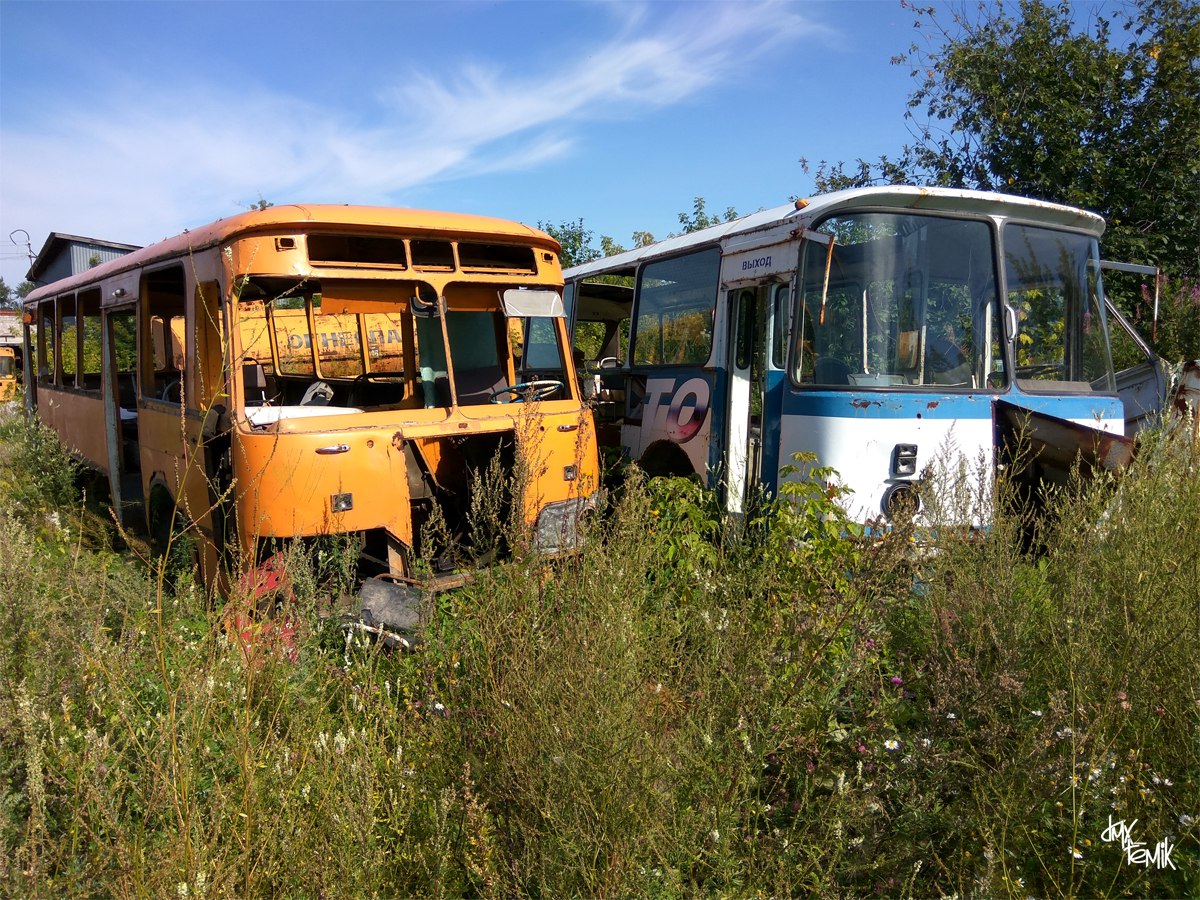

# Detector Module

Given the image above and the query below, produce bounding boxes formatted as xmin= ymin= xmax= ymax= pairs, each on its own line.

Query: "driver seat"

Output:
xmin=436 ymin=366 xmax=508 ymax=406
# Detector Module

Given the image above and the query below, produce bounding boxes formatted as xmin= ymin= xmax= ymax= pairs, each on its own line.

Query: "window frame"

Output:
xmin=787 ymin=209 xmax=1007 ymax=393
xmin=629 ymin=245 xmax=721 ymax=369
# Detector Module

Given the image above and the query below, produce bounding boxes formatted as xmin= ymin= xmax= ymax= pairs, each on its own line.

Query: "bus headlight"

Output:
xmin=533 ymin=496 xmax=594 ymax=554
xmin=892 ymin=443 xmax=919 ymax=477
xmin=882 ymin=482 xmax=921 ymax=519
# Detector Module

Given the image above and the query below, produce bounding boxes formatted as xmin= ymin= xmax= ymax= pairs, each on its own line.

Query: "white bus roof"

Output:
xmin=565 ymin=186 xmax=1105 ymax=279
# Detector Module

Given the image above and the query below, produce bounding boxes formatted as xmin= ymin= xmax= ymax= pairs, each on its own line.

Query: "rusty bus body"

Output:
xmin=24 ymin=206 xmax=599 ymax=631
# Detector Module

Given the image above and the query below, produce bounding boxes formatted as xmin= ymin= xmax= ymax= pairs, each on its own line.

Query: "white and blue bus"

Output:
xmin=564 ymin=186 xmax=1163 ymax=519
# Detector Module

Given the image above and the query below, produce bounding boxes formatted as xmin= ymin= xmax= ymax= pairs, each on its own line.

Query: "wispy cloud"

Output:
xmin=0 ymin=1 xmax=826 ymax=281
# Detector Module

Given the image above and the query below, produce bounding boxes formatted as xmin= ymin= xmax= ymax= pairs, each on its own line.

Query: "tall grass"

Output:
xmin=1 ymin=403 xmax=1197 ymax=898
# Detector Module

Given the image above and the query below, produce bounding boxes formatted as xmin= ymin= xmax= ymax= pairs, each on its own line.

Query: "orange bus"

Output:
xmin=24 ymin=205 xmax=598 ymax=633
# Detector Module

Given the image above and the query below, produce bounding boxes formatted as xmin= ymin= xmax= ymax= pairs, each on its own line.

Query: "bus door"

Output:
xmin=567 ymin=280 xmax=634 ymax=452
xmin=718 ymin=234 xmax=800 ymax=512
xmin=102 ymin=300 xmax=142 ymax=525
xmin=136 ymin=264 xmax=203 ymax=548
xmin=622 ymin=248 xmax=721 ymax=479
xmin=1098 ymin=261 xmax=1168 ymax=435
xmin=723 ymin=286 xmax=765 ymax=511
xmin=22 ymin=318 xmax=36 ymax=414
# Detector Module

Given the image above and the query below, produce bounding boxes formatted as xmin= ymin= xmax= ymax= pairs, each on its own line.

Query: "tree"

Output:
xmin=540 ymin=220 xmax=656 ymax=266
xmin=675 ymin=196 xmax=739 ymax=234
xmin=542 ymin=198 xmax=735 ymax=268
xmin=0 ymin=277 xmax=19 ymax=310
xmin=599 ymin=235 xmax=627 ymax=258
xmin=538 ymin=218 xmax=602 ymax=269
xmin=806 ymin=0 xmax=1200 ymax=279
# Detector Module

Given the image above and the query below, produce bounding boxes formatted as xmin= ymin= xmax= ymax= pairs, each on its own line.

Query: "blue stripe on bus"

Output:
xmin=781 ymin=389 xmax=1122 ymax=422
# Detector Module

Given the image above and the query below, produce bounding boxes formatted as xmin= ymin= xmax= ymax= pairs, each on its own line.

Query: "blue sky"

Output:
xmin=0 ymin=0 xmax=921 ymax=286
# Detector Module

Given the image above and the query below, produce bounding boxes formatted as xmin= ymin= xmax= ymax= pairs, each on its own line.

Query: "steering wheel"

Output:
xmin=161 ymin=379 xmax=182 ymax=402
xmin=490 ymin=380 xmax=564 ymax=403
xmin=596 ymin=356 xmax=621 ymax=370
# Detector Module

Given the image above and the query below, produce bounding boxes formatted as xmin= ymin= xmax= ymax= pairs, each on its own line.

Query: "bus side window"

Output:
xmin=631 ymin=248 xmax=719 ymax=367
xmin=142 ymin=266 xmax=188 ymax=403
xmin=37 ymin=299 xmax=56 ymax=384
xmin=60 ymin=293 xmax=78 ymax=387
xmin=109 ymin=311 xmax=138 ymax=409
xmin=193 ymin=281 xmax=224 ymax=409
xmin=770 ymin=285 xmax=790 ymax=369
xmin=79 ymin=289 xmax=103 ymax=392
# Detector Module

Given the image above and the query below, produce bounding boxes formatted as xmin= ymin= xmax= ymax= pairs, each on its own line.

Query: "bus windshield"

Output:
xmin=236 ymin=277 xmax=570 ymax=416
xmin=793 ymin=213 xmax=1004 ymax=391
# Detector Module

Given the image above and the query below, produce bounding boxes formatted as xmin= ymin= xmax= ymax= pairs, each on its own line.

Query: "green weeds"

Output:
xmin=1 ymin=406 xmax=1197 ymax=897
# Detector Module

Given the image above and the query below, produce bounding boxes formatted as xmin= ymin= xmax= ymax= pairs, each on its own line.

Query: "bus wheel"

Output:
xmin=639 ymin=441 xmax=696 ymax=479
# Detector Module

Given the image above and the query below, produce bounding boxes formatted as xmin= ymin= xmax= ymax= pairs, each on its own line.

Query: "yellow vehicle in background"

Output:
xmin=0 ymin=347 xmax=19 ymax=401
xmin=24 ymin=205 xmax=599 ymax=637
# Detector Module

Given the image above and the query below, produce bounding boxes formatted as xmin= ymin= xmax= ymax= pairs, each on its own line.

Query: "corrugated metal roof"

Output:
xmin=27 ymin=232 xmax=142 ymax=282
